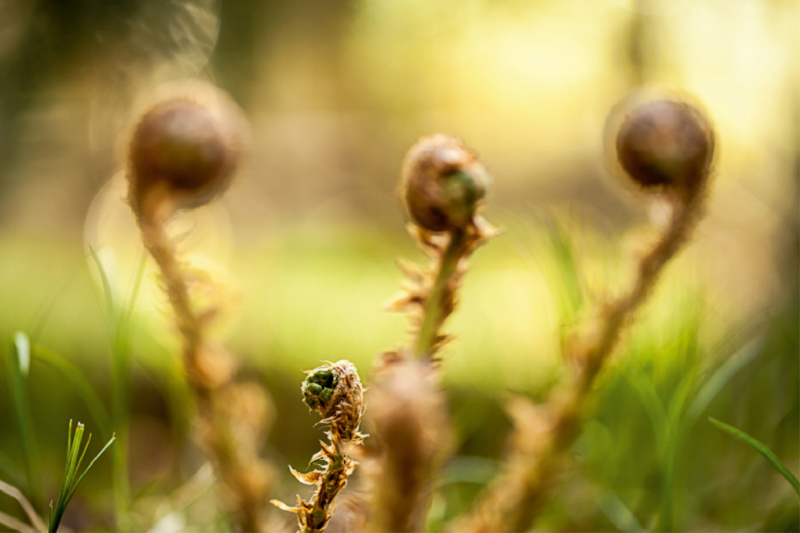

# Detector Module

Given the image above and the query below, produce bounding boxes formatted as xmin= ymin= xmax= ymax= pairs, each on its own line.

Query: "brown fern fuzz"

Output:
xmin=616 ymin=99 xmax=713 ymax=197
xmin=402 ymin=134 xmax=492 ymax=233
xmin=366 ymin=356 xmax=449 ymax=532
xmin=302 ymin=361 xmax=365 ymax=443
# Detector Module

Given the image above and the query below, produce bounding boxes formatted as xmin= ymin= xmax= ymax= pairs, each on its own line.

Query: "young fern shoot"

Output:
xmin=456 ymin=95 xmax=716 ymax=532
xmin=387 ymin=134 xmax=497 ymax=364
xmin=127 ymin=89 xmax=273 ymax=532
xmin=364 ymin=134 xmax=496 ymax=532
xmin=272 ymin=361 xmax=365 ymax=533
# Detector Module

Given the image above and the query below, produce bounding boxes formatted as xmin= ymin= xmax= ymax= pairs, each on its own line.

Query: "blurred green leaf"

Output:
xmin=437 ymin=456 xmax=499 ymax=487
xmin=709 ymin=417 xmax=799 ymax=496
xmin=598 ymin=490 xmax=646 ymax=533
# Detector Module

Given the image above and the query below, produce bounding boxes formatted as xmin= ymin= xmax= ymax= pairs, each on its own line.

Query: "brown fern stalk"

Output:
xmin=456 ymin=95 xmax=715 ymax=533
xmin=363 ymin=355 xmax=448 ymax=532
xmin=128 ymin=93 xmax=272 ymax=532
xmin=137 ymin=217 xmax=272 ymax=532
xmin=362 ymin=134 xmax=496 ymax=532
xmin=272 ymin=361 xmax=365 ymax=533
xmin=411 ymin=227 xmax=465 ymax=358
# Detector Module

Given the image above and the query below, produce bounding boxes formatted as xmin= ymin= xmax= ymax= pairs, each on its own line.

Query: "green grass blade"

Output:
xmin=65 ymin=434 xmax=115 ymax=506
xmin=709 ymin=417 xmax=800 ymax=496
xmin=13 ymin=333 xmax=30 ymax=377
xmin=119 ymin=248 xmax=148 ymax=335
xmin=27 ymin=267 xmax=81 ymax=347
xmin=87 ymin=244 xmax=136 ymax=531
xmin=506 ymin=213 xmax=584 ymax=330
xmin=32 ymin=345 xmax=112 ymax=439
xmin=110 ymin=248 xmax=147 ymax=533
xmin=667 ymin=371 xmax=697 ymax=430
xmin=541 ymin=215 xmax=583 ymax=320
xmin=4 ymin=333 xmax=42 ymax=505
xmin=74 ymin=433 xmax=92 ymax=478
xmin=0 ymin=478 xmax=47 ymax=533
xmin=0 ymin=508 xmax=33 ymax=533
xmin=65 ymin=420 xmax=73 ymax=467
xmin=50 ymin=422 xmax=108 ymax=533
xmin=50 ymin=423 xmax=76 ymax=532
xmin=88 ymin=245 xmax=145 ymax=532
xmin=625 ymin=363 xmax=677 ymax=531
xmin=686 ymin=337 xmax=765 ymax=427
xmin=60 ymin=424 xmax=84 ymax=507
xmin=598 ymin=490 xmax=646 ymax=533
xmin=520 ymin=213 xmax=584 ymax=328
xmin=87 ymin=246 xmax=117 ymax=325
xmin=625 ymin=365 xmax=669 ymax=450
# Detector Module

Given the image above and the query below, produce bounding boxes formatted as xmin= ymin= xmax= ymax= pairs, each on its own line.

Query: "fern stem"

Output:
xmin=138 ymin=216 xmax=266 ymax=533
xmin=414 ymin=228 xmax=464 ymax=358
xmin=457 ymin=194 xmax=702 ymax=533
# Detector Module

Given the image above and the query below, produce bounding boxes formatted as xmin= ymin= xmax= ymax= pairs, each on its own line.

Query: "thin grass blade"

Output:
xmin=28 ymin=267 xmax=81 ymax=346
xmin=108 ymin=249 xmax=146 ymax=533
xmin=87 ymin=244 xmax=136 ymax=531
xmin=709 ymin=417 xmax=800 ymax=496
xmin=686 ymin=337 xmax=765 ymax=427
xmin=87 ymin=246 xmax=117 ymax=323
xmin=625 ymin=364 xmax=669 ymax=450
xmin=57 ymin=424 xmax=85 ymax=515
xmin=4 ymin=334 xmax=42 ymax=504
xmin=64 ymin=434 xmax=115 ymax=505
xmin=65 ymin=425 xmax=85 ymax=488
xmin=49 ymin=422 xmax=74 ymax=532
xmin=541 ymin=214 xmax=584 ymax=320
xmin=74 ymin=434 xmax=93 ymax=478
xmin=0 ymin=478 xmax=47 ymax=533
xmin=54 ymin=421 xmax=73 ymax=514
xmin=66 ymin=420 xmax=73 ymax=461
xmin=14 ymin=333 xmax=30 ymax=377
xmin=50 ymin=425 xmax=113 ymax=532
xmin=0 ymin=509 xmax=35 ymax=533
xmin=119 ymin=248 xmax=147 ymax=334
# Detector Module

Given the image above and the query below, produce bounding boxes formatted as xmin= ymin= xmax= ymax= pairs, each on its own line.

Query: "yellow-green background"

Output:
xmin=0 ymin=0 xmax=796 ymax=531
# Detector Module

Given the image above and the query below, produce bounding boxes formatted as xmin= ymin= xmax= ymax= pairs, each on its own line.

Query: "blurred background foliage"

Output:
xmin=0 ymin=0 xmax=797 ymax=531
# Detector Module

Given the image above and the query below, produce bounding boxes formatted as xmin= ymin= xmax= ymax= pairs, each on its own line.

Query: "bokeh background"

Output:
xmin=0 ymin=0 xmax=797 ymax=531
